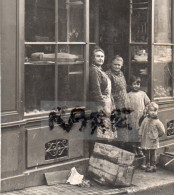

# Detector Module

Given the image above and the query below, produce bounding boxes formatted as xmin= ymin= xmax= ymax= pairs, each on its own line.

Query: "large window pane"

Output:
xmin=130 ymin=0 xmax=148 ymax=42
xmin=24 ymin=0 xmax=86 ymax=115
xmin=153 ymin=46 xmax=173 ymax=98
xmin=25 ymin=0 xmax=55 ymax=42
xmin=57 ymin=45 xmax=84 ymax=107
xmin=25 ymin=45 xmax=55 ymax=114
xmin=154 ymin=0 xmax=172 ymax=43
xmin=130 ymin=45 xmax=149 ymax=93
xmin=58 ymin=0 xmax=84 ymax=42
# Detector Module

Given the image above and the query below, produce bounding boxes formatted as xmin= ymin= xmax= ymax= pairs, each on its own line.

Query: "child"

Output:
xmin=128 ymin=75 xmax=150 ymax=156
xmin=139 ymin=102 xmax=165 ymax=172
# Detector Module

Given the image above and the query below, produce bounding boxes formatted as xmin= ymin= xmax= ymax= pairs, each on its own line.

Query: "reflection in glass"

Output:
xmin=25 ymin=0 xmax=55 ymax=42
xmin=131 ymin=0 xmax=148 ymax=42
xmin=153 ymin=46 xmax=172 ymax=98
xmin=131 ymin=46 xmax=149 ymax=93
xmin=154 ymin=0 xmax=171 ymax=43
xmin=58 ymin=0 xmax=84 ymax=42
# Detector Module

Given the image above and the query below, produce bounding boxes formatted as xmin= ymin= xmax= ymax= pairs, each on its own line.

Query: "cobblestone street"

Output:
xmin=1 ymin=168 xmax=174 ymax=195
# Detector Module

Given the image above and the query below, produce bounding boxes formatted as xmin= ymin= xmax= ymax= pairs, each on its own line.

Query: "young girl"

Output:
xmin=139 ymin=102 xmax=165 ymax=172
xmin=128 ymin=75 xmax=150 ymax=156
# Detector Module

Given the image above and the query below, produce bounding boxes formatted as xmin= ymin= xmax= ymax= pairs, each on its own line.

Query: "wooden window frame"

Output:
xmin=24 ymin=0 xmax=90 ymax=118
xmin=128 ymin=0 xmax=174 ymax=102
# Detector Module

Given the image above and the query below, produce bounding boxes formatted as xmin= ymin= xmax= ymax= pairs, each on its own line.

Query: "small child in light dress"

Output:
xmin=139 ymin=102 xmax=165 ymax=172
xmin=128 ymin=75 xmax=150 ymax=156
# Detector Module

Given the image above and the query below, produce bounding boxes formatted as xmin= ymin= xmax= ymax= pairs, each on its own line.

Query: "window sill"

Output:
xmin=24 ymin=106 xmax=88 ymax=124
xmin=154 ymin=97 xmax=174 ymax=104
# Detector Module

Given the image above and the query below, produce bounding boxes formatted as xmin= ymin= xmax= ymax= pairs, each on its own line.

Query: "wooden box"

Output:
xmin=93 ymin=142 xmax=135 ymax=165
xmin=88 ymin=143 xmax=135 ymax=187
xmin=159 ymin=153 xmax=174 ymax=172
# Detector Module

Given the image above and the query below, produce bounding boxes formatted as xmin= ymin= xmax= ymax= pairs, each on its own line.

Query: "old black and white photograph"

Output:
xmin=1 ymin=0 xmax=174 ymax=194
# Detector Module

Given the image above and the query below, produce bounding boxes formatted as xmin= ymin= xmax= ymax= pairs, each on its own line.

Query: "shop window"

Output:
xmin=153 ymin=0 xmax=173 ymax=99
xmin=130 ymin=0 xmax=148 ymax=43
xmin=25 ymin=0 xmax=55 ymax=42
xmin=24 ymin=0 xmax=86 ymax=114
xmin=153 ymin=46 xmax=173 ymax=98
xmin=130 ymin=45 xmax=149 ymax=93
xmin=129 ymin=0 xmax=149 ymax=94
xmin=58 ymin=0 xmax=84 ymax=42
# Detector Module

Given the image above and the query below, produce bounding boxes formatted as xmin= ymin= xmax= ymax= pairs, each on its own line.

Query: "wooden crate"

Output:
xmin=159 ymin=153 xmax=174 ymax=172
xmin=88 ymin=143 xmax=135 ymax=187
xmin=93 ymin=142 xmax=135 ymax=165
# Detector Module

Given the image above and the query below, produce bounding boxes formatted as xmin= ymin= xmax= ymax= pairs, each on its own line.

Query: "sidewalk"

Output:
xmin=1 ymin=168 xmax=174 ymax=195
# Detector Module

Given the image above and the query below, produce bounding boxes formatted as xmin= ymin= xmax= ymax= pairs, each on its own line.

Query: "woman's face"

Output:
xmin=111 ymin=59 xmax=123 ymax=72
xmin=93 ymin=51 xmax=105 ymax=66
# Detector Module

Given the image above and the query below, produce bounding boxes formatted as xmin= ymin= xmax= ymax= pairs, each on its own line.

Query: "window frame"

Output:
xmin=24 ymin=0 xmax=90 ymax=117
xmin=128 ymin=0 xmax=174 ymax=102
xmin=152 ymin=0 xmax=174 ymax=101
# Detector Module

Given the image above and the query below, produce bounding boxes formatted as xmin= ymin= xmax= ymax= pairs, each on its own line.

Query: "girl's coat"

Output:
xmin=139 ymin=117 xmax=165 ymax=149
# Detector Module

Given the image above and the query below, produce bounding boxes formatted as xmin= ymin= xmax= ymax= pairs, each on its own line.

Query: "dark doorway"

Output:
xmin=98 ymin=0 xmax=129 ymax=78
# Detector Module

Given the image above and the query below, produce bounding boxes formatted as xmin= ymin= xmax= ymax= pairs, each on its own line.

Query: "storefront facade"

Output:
xmin=1 ymin=0 xmax=174 ymax=192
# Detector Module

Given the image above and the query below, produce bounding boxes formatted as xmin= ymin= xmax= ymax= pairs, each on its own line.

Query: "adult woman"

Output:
xmin=89 ymin=48 xmax=113 ymax=115
xmin=106 ymin=55 xmax=129 ymax=110
xmin=106 ymin=55 xmax=130 ymax=142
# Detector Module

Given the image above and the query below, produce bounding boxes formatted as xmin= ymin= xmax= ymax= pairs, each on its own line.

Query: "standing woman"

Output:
xmin=106 ymin=55 xmax=129 ymax=110
xmin=89 ymin=48 xmax=113 ymax=115
xmin=106 ymin=55 xmax=130 ymax=142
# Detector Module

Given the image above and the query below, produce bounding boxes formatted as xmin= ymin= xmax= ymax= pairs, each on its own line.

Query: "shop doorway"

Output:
xmin=98 ymin=0 xmax=129 ymax=78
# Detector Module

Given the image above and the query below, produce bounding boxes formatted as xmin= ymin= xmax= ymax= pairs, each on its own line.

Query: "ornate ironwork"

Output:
xmin=167 ymin=120 xmax=174 ymax=136
xmin=45 ymin=139 xmax=68 ymax=160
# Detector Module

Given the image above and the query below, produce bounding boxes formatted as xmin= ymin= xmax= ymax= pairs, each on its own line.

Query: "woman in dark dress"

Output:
xmin=89 ymin=48 xmax=113 ymax=116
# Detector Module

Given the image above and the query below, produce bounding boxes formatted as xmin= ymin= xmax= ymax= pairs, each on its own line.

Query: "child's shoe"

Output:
xmin=144 ymin=163 xmax=150 ymax=171
xmin=152 ymin=165 xmax=157 ymax=172
xmin=146 ymin=165 xmax=156 ymax=172
xmin=141 ymin=164 xmax=147 ymax=170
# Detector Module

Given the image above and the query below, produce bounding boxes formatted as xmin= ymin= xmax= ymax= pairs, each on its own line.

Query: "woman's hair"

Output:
xmin=111 ymin=55 xmax=123 ymax=64
xmin=147 ymin=102 xmax=159 ymax=111
xmin=130 ymin=75 xmax=141 ymax=84
xmin=92 ymin=48 xmax=105 ymax=57
xmin=91 ymin=48 xmax=105 ymax=63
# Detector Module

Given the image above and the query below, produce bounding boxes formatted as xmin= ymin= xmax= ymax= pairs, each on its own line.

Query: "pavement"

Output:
xmin=1 ymin=167 xmax=174 ymax=195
